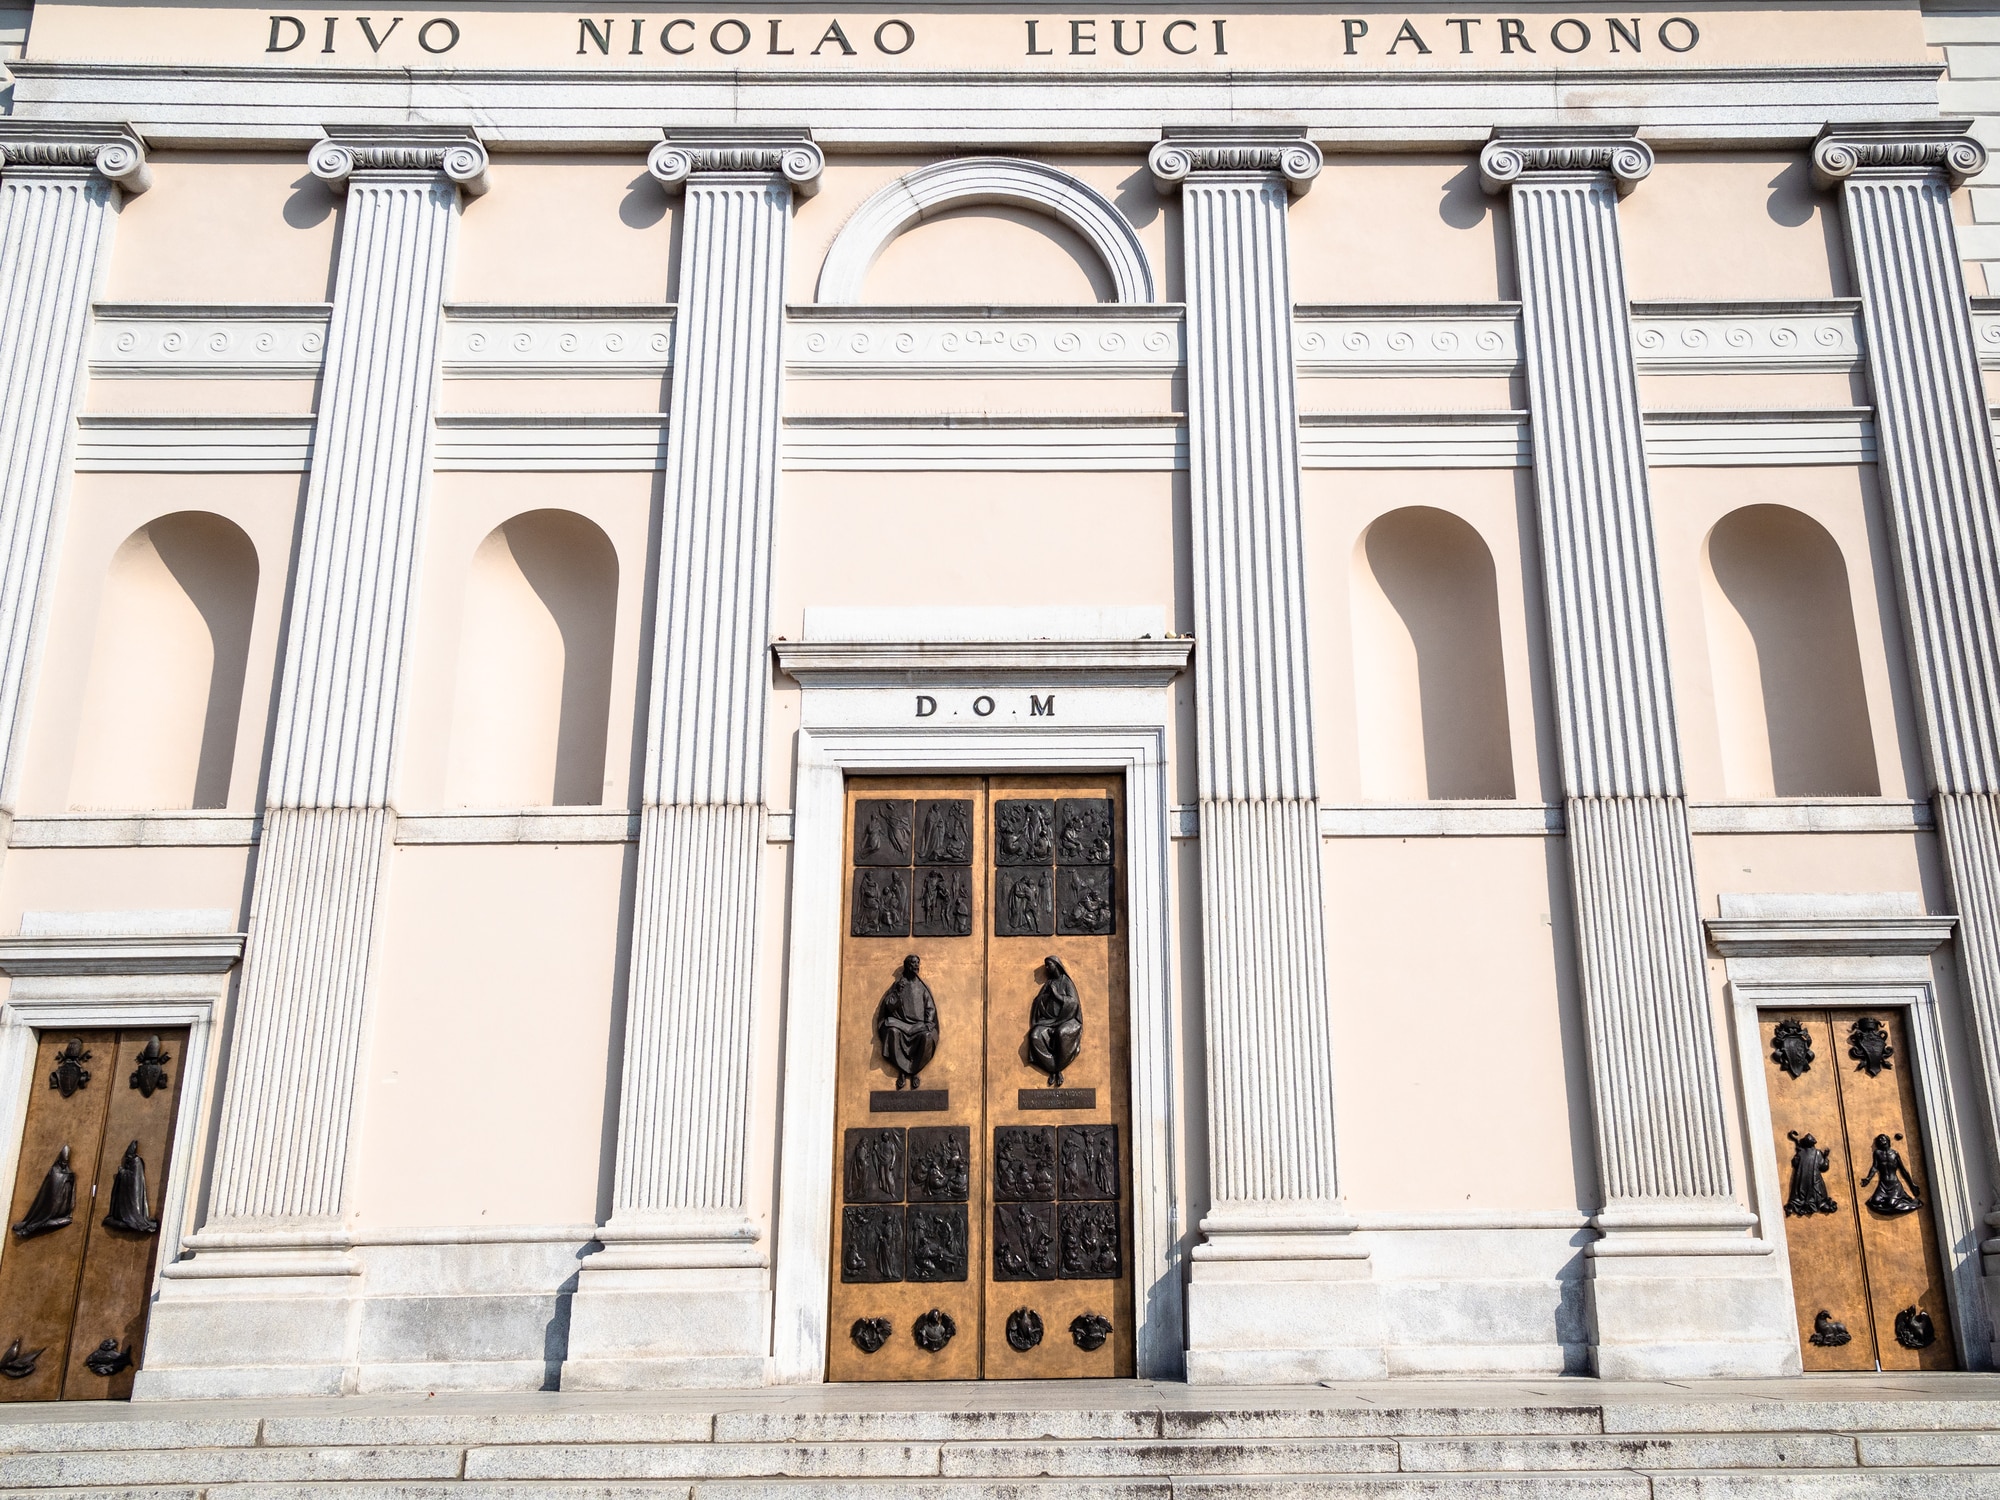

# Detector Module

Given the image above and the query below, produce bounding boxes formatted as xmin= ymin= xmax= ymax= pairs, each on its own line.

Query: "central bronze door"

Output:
xmin=828 ymin=773 xmax=1135 ymax=1380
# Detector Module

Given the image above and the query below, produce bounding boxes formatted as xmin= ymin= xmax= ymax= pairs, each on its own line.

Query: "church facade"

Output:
xmin=0 ymin=0 xmax=1990 ymax=1398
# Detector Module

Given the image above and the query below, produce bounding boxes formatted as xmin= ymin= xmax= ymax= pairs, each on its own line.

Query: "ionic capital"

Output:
xmin=647 ymin=131 xmax=823 ymax=198
xmin=0 ymin=122 xmax=150 ymax=196
xmin=308 ymin=128 xmax=490 ymax=197
xmin=1812 ymin=122 xmax=1988 ymax=190
xmin=1479 ymin=129 xmax=1653 ymax=197
xmin=1148 ymin=130 xmax=1321 ymax=196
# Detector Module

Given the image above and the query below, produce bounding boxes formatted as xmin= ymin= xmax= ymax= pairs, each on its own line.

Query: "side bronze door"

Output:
xmin=0 ymin=1029 xmax=185 ymax=1400
xmin=1763 ymin=1008 xmax=1955 ymax=1370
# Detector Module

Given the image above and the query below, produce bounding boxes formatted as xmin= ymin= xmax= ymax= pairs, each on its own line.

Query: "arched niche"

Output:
xmin=445 ymin=509 xmax=618 ymax=809
xmin=862 ymin=204 xmax=1115 ymax=304
xmin=816 ymin=157 xmax=1156 ymax=305
xmin=70 ymin=511 xmax=259 ymax=811
xmin=1351 ymin=506 xmax=1514 ymax=801
xmin=1702 ymin=503 xmax=1878 ymax=798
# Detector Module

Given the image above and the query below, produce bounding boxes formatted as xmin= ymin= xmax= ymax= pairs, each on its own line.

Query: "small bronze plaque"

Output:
xmin=1059 ymin=1201 xmax=1122 ymax=1279
xmin=1020 ymin=1088 xmax=1096 ymax=1111
xmin=993 ymin=799 xmax=1055 ymax=864
xmin=853 ymin=800 xmax=915 ymax=865
xmin=993 ymin=1126 xmax=1057 ymax=1201
xmin=851 ymin=868 xmax=910 ymax=937
xmin=907 ymin=1125 xmax=971 ymax=1201
xmin=1059 ymin=1124 xmax=1119 ymax=1201
xmin=906 ymin=1203 xmax=969 ymax=1282
xmin=993 ymin=1202 xmax=1057 ymax=1281
xmin=842 ymin=1127 xmax=906 ymax=1204
xmin=1056 ymin=798 xmax=1115 ymax=864
xmin=841 ymin=1205 xmax=905 ymax=1283
xmin=913 ymin=866 xmax=973 ymax=937
xmin=995 ymin=867 xmax=1054 ymax=938
xmin=915 ymin=800 xmax=973 ymax=865
xmin=1056 ymin=866 xmax=1115 ymax=936
xmin=870 ymin=1089 xmax=949 ymax=1113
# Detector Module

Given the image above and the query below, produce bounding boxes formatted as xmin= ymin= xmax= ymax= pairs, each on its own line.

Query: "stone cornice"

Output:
xmin=308 ymin=127 xmax=490 ymax=196
xmin=1148 ymin=129 xmax=1320 ymax=196
xmin=1812 ymin=121 xmax=1988 ymax=189
xmin=0 ymin=930 xmax=246 ymax=976
xmin=646 ymin=130 xmax=824 ymax=197
xmin=1479 ymin=129 xmax=1654 ymax=196
xmin=1704 ymin=913 xmax=1956 ymax=958
xmin=0 ymin=121 xmax=150 ymax=194
xmin=773 ymin=636 xmax=1193 ymax=686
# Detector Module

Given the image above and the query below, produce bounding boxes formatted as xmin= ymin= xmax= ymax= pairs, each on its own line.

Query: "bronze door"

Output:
xmin=0 ymin=1029 xmax=186 ymax=1400
xmin=1762 ymin=1008 xmax=1956 ymax=1370
xmin=828 ymin=774 xmax=1135 ymax=1380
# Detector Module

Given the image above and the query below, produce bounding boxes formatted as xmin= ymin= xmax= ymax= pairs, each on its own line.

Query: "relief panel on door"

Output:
xmin=1762 ymin=1009 xmax=1955 ymax=1371
xmin=0 ymin=1029 xmax=185 ymax=1400
xmin=828 ymin=775 xmax=1133 ymax=1380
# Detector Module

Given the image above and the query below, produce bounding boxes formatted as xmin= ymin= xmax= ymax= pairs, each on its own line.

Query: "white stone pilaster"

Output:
xmin=562 ymin=131 xmax=821 ymax=1390
xmin=1816 ymin=122 xmax=2000 ymax=1360
xmin=0 ymin=124 xmax=148 ymax=824
xmin=1149 ymin=130 xmax=1382 ymax=1382
xmin=137 ymin=130 xmax=485 ymax=1400
xmin=1481 ymin=131 xmax=1794 ymax=1378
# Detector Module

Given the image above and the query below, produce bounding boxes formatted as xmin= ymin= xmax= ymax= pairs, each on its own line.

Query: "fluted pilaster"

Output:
xmin=1817 ymin=125 xmax=2000 ymax=1287
xmin=0 ymin=125 xmax=148 ymax=813
xmin=1149 ymin=131 xmax=1339 ymax=1215
xmin=1484 ymin=130 xmax=1789 ymax=1377
xmin=609 ymin=132 xmax=820 ymax=1231
xmin=1482 ymin=132 xmax=1734 ymax=1209
xmin=206 ymin=130 xmax=484 ymax=1228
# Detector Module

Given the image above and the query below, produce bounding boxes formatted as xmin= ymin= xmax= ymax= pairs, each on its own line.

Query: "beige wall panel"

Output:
xmin=1620 ymin=154 xmax=1848 ymax=301
xmin=16 ymin=474 xmax=299 ymax=816
xmin=1301 ymin=468 xmax=1555 ymax=805
xmin=791 ymin=156 xmax=1175 ymax=305
xmin=399 ymin=473 xmax=653 ymax=812
xmin=1297 ymin=375 xmax=1519 ymax=413
xmin=1691 ymin=830 xmax=1936 ymax=903
xmin=1291 ymin=156 xmax=1509 ymax=306
xmin=1648 ymin=465 xmax=1920 ymax=802
xmin=0 ymin=846 xmax=253 ymax=933
xmin=103 ymin=155 xmax=339 ymax=305
xmin=1324 ymin=835 xmax=1588 ymax=1212
xmin=354 ymin=842 xmax=627 ymax=1228
xmin=84 ymin=379 xmax=320 ymax=416
xmin=451 ymin=158 xmax=676 ymax=305
xmin=1982 ymin=368 xmax=2000 ymax=407
xmin=766 ymin=469 xmax=1191 ymax=813
xmin=1637 ymin=370 xmax=1867 ymax=410
xmin=784 ymin=377 xmax=1180 ymax=418
xmin=438 ymin=377 xmax=669 ymax=415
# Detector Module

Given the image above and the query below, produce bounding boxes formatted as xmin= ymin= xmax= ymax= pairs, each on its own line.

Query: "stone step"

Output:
xmin=0 ymin=1431 xmax=1992 ymax=1489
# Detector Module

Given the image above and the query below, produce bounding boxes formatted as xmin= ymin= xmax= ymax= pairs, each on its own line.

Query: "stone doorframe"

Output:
xmin=0 ymin=910 xmax=243 ymax=1292
xmin=770 ymin=628 xmax=1193 ymax=1382
xmin=1706 ymin=891 xmax=1994 ymax=1366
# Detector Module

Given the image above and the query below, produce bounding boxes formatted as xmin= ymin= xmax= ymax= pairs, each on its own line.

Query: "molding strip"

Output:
xmin=441 ymin=304 xmax=674 ymax=378
xmin=788 ymin=305 xmax=1180 ymax=378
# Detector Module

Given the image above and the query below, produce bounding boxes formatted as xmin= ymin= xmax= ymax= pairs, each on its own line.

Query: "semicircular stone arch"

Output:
xmin=816 ymin=157 xmax=1157 ymax=304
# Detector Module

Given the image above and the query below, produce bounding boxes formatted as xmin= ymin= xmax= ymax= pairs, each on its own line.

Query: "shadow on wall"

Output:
xmin=69 ymin=511 xmax=258 ymax=811
xmin=1351 ymin=506 xmax=1515 ymax=801
xmin=1702 ymin=503 xmax=1878 ymax=798
xmin=446 ymin=508 xmax=619 ymax=809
